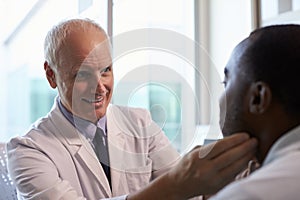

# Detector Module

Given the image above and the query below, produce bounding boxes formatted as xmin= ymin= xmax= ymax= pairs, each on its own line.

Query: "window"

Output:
xmin=0 ymin=0 xmax=108 ymax=141
xmin=260 ymin=0 xmax=300 ymax=26
xmin=0 ymin=0 xmax=195 ymax=152
xmin=112 ymin=0 xmax=195 ymax=151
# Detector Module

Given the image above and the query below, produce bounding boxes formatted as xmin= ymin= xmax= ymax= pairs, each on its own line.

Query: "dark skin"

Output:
xmin=220 ymin=38 xmax=300 ymax=163
xmin=243 ymin=83 xmax=299 ymax=162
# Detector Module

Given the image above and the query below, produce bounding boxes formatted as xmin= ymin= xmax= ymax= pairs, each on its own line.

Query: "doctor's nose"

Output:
xmin=96 ymin=79 xmax=106 ymax=91
xmin=90 ymin=74 xmax=107 ymax=93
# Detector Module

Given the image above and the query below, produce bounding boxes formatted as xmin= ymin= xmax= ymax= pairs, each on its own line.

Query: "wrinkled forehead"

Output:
xmin=82 ymin=39 xmax=112 ymax=67
xmin=60 ymin=28 xmax=112 ymax=69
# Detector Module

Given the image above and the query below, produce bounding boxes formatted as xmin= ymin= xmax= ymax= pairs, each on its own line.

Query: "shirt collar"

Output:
xmin=57 ymin=97 xmax=107 ymax=141
xmin=263 ymin=124 xmax=300 ymax=166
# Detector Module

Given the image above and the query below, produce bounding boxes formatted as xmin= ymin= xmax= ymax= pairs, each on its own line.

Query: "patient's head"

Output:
xmin=219 ymin=24 xmax=300 ymax=162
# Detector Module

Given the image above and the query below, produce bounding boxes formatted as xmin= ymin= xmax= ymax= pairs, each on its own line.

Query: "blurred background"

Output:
xmin=1 ymin=0 xmax=299 ymax=153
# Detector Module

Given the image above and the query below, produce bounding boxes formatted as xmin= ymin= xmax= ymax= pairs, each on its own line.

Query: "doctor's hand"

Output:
xmin=127 ymin=133 xmax=257 ymax=200
xmin=167 ymin=133 xmax=257 ymax=199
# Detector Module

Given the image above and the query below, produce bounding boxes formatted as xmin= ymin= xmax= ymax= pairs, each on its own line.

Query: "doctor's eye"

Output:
xmin=100 ymin=66 xmax=112 ymax=77
xmin=76 ymin=70 xmax=91 ymax=81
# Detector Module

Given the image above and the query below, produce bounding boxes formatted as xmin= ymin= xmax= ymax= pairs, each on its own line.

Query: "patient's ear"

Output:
xmin=44 ymin=61 xmax=57 ymax=88
xmin=249 ymin=81 xmax=272 ymax=114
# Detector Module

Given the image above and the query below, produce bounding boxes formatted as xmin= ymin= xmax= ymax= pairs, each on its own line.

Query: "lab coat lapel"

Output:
xmin=76 ymin=143 xmax=112 ymax=196
xmin=50 ymin=103 xmax=112 ymax=197
xmin=106 ymin=105 xmax=127 ymax=195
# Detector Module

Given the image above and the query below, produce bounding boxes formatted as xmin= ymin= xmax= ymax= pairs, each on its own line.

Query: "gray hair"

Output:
xmin=44 ymin=18 xmax=106 ymax=71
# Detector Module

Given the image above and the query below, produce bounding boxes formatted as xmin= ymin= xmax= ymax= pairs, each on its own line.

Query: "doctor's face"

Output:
xmin=56 ymin=26 xmax=113 ymax=123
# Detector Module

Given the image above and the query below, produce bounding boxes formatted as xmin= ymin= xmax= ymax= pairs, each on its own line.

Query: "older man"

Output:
xmin=7 ymin=18 xmax=256 ymax=200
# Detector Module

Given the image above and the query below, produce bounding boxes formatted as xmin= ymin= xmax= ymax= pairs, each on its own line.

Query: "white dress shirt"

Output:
xmin=210 ymin=125 xmax=300 ymax=200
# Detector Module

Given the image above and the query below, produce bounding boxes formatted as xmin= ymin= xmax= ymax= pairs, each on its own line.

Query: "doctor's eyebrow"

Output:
xmin=100 ymin=65 xmax=112 ymax=73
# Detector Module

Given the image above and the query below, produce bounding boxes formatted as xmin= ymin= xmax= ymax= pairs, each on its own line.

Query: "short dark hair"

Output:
xmin=241 ymin=24 xmax=300 ymax=117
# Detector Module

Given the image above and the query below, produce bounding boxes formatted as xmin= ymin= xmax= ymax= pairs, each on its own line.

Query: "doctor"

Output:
xmin=7 ymin=18 xmax=257 ymax=200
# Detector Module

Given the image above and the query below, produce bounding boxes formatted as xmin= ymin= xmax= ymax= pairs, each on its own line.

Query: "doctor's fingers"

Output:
xmin=208 ymin=146 xmax=257 ymax=191
xmin=212 ymin=137 xmax=257 ymax=170
xmin=198 ymin=133 xmax=253 ymax=160
xmin=210 ymin=137 xmax=257 ymax=187
xmin=192 ymin=138 xmax=257 ymax=193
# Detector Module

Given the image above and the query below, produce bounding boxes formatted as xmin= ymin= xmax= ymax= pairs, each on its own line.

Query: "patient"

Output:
xmin=211 ymin=24 xmax=300 ymax=199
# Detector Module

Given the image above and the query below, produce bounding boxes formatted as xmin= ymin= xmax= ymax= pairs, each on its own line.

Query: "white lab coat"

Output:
xmin=7 ymin=100 xmax=180 ymax=200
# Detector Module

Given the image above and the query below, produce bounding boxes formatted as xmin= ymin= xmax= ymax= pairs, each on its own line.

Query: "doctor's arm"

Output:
xmin=6 ymin=139 xmax=85 ymax=200
xmin=127 ymin=133 xmax=257 ymax=200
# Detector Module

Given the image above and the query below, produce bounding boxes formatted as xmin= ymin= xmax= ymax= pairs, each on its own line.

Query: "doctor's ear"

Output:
xmin=44 ymin=61 xmax=57 ymax=89
xmin=248 ymin=81 xmax=272 ymax=114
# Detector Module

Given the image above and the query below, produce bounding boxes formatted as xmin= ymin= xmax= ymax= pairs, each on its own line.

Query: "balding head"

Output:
xmin=44 ymin=18 xmax=107 ymax=71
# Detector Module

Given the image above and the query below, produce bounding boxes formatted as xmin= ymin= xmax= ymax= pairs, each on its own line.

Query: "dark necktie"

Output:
xmin=92 ymin=127 xmax=111 ymax=188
